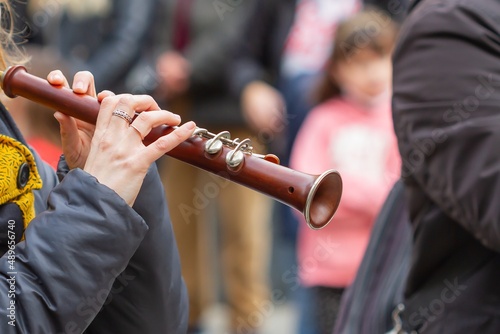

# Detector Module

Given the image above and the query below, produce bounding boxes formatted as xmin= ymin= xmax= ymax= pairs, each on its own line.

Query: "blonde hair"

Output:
xmin=0 ymin=0 xmax=28 ymax=71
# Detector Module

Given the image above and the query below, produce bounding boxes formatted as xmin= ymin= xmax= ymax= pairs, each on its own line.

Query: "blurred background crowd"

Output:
xmin=4 ymin=0 xmax=411 ymax=333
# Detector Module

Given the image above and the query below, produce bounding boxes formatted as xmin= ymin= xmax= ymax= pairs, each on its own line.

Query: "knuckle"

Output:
xmin=120 ymin=158 xmax=136 ymax=170
xmin=140 ymin=94 xmax=153 ymax=99
xmin=77 ymin=70 xmax=94 ymax=80
xmin=102 ymin=90 xmax=115 ymax=96
xmin=97 ymin=137 xmax=114 ymax=151
xmin=142 ymin=94 xmax=157 ymax=107
xmin=117 ymin=94 xmax=134 ymax=105
xmin=166 ymin=110 xmax=178 ymax=118
xmin=173 ymin=129 xmax=185 ymax=141
xmin=100 ymin=96 xmax=117 ymax=110
xmin=50 ymin=69 xmax=63 ymax=77
xmin=138 ymin=94 xmax=154 ymax=102
xmin=169 ymin=128 xmax=188 ymax=145
xmin=155 ymin=137 xmax=173 ymax=151
xmin=135 ymin=111 xmax=151 ymax=123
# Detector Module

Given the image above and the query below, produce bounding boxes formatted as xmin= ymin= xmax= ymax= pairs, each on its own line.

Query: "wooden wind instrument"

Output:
xmin=0 ymin=65 xmax=342 ymax=229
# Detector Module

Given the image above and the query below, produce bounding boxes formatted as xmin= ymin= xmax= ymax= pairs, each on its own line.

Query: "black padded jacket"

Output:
xmin=0 ymin=104 xmax=188 ymax=333
xmin=393 ymin=0 xmax=500 ymax=332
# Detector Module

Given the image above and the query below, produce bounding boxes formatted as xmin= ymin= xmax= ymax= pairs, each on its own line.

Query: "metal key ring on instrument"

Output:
xmin=205 ymin=131 xmax=230 ymax=154
xmin=226 ymin=138 xmax=252 ymax=168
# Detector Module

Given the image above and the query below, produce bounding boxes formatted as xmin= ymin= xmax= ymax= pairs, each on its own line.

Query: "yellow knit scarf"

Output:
xmin=0 ymin=135 xmax=43 ymax=238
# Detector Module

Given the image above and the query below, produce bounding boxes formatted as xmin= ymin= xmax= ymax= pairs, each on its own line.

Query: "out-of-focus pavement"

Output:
xmin=197 ymin=208 xmax=302 ymax=334
xmin=201 ymin=302 xmax=299 ymax=334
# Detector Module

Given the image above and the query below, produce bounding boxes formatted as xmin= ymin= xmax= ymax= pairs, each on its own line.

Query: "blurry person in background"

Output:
xmin=232 ymin=0 xmax=360 ymax=166
xmin=17 ymin=0 xmax=157 ymax=94
xmin=2 ymin=45 xmax=68 ymax=169
xmin=230 ymin=0 xmax=408 ymax=250
xmin=289 ymin=10 xmax=401 ymax=334
xmin=154 ymin=1 xmax=272 ymax=333
xmin=229 ymin=3 xmax=361 ymax=315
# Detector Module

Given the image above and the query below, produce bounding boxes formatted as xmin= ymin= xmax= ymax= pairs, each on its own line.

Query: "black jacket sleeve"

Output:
xmin=0 ymin=169 xmax=149 ymax=333
xmin=85 ymin=164 xmax=188 ymax=334
xmin=392 ymin=0 xmax=500 ymax=252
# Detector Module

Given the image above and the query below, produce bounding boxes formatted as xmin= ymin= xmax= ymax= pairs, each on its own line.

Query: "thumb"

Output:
xmin=54 ymin=111 xmax=83 ymax=167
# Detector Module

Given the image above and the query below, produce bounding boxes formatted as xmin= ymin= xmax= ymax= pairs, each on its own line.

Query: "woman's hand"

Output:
xmin=156 ymin=51 xmax=191 ymax=100
xmin=47 ymin=70 xmax=196 ymax=206
xmin=241 ymin=81 xmax=286 ymax=135
xmin=47 ymin=70 xmax=102 ymax=169
xmin=84 ymin=94 xmax=195 ymax=206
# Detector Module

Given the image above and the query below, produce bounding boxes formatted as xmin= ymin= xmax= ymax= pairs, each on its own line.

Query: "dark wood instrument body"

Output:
xmin=1 ymin=65 xmax=342 ymax=229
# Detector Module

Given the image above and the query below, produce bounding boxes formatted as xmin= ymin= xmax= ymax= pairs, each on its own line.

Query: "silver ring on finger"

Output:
xmin=112 ymin=109 xmax=133 ymax=124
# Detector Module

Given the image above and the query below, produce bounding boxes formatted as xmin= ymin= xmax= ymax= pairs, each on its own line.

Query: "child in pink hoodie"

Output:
xmin=290 ymin=10 xmax=401 ymax=334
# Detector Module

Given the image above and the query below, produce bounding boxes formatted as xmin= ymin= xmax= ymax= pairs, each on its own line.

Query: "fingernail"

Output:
xmin=52 ymin=73 xmax=62 ymax=81
xmin=53 ymin=111 xmax=64 ymax=123
xmin=74 ymin=81 xmax=84 ymax=91
xmin=186 ymin=121 xmax=196 ymax=130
